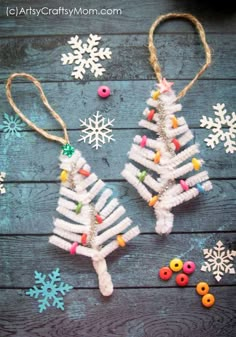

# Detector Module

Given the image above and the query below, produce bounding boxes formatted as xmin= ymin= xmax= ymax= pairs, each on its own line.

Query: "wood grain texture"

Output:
xmin=0 ymin=287 xmax=235 ymax=337
xmin=0 ymin=0 xmax=236 ymax=36
xmin=0 ymin=129 xmax=235 ymax=181
xmin=0 ymin=1 xmax=236 ymax=336
xmin=0 ymin=34 xmax=235 ymax=82
xmin=1 ymin=233 xmax=235 ymax=288
xmin=0 ymin=180 xmax=235 ymax=234
xmin=1 ymin=80 xmax=235 ymax=129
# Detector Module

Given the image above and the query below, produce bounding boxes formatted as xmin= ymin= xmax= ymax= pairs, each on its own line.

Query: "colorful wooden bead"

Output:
xmin=117 ymin=234 xmax=126 ymax=247
xmin=138 ymin=170 xmax=147 ymax=182
xmin=97 ymin=85 xmax=110 ymax=98
xmin=75 ymin=202 xmax=83 ymax=214
xmin=196 ymin=282 xmax=209 ymax=296
xmin=171 ymin=116 xmax=179 ymax=129
xmin=192 ymin=158 xmax=201 ymax=171
xmin=153 ymin=150 xmax=161 ymax=164
xmin=95 ymin=214 xmax=103 ymax=224
xmin=148 ymin=195 xmax=158 ymax=207
xmin=81 ymin=233 xmax=87 ymax=246
xmin=176 ymin=273 xmax=189 ymax=287
xmin=140 ymin=135 xmax=147 ymax=147
xmin=159 ymin=266 xmax=173 ymax=281
xmin=202 ymin=293 xmax=215 ymax=308
xmin=183 ymin=261 xmax=196 ymax=274
xmin=147 ymin=109 xmax=155 ymax=121
xmin=70 ymin=242 xmax=78 ymax=255
xmin=79 ymin=169 xmax=90 ymax=177
xmin=196 ymin=183 xmax=205 ymax=193
xmin=169 ymin=258 xmax=183 ymax=272
xmin=60 ymin=170 xmax=68 ymax=182
xmin=152 ymin=90 xmax=160 ymax=100
xmin=172 ymin=138 xmax=181 ymax=151
xmin=180 ymin=179 xmax=189 ymax=191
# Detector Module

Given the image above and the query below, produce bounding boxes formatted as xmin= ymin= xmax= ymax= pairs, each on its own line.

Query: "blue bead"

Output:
xmin=196 ymin=183 xmax=205 ymax=193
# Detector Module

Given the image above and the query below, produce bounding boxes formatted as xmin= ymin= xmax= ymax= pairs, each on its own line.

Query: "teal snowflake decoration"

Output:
xmin=26 ymin=268 xmax=73 ymax=313
xmin=62 ymin=143 xmax=75 ymax=157
xmin=0 ymin=113 xmax=25 ymax=139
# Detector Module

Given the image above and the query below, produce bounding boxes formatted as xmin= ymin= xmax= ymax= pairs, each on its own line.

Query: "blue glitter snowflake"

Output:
xmin=26 ymin=268 xmax=73 ymax=313
xmin=0 ymin=113 xmax=25 ymax=139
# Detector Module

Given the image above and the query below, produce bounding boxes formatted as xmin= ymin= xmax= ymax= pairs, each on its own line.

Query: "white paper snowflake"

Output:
xmin=61 ymin=34 xmax=112 ymax=80
xmin=201 ymin=240 xmax=236 ymax=282
xmin=78 ymin=111 xmax=115 ymax=150
xmin=200 ymin=103 xmax=236 ymax=154
xmin=0 ymin=172 xmax=6 ymax=194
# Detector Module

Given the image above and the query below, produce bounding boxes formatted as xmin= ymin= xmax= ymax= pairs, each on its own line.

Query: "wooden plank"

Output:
xmin=0 ymin=233 xmax=235 ymax=287
xmin=0 ymin=0 xmax=236 ymax=36
xmin=0 ymin=180 xmax=235 ymax=234
xmin=1 ymin=80 xmax=235 ymax=129
xmin=0 ymin=129 xmax=235 ymax=181
xmin=0 ymin=288 xmax=235 ymax=337
xmin=0 ymin=34 xmax=235 ymax=82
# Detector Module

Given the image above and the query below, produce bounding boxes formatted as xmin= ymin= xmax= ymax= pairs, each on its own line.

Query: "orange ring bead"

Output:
xmin=196 ymin=282 xmax=209 ymax=296
xmin=117 ymin=234 xmax=126 ymax=247
xmin=202 ymin=293 xmax=215 ymax=308
xmin=148 ymin=195 xmax=158 ymax=207
xmin=171 ymin=116 xmax=179 ymax=129
xmin=153 ymin=150 xmax=161 ymax=164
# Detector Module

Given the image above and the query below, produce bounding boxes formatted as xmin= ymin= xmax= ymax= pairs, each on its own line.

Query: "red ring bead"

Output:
xmin=172 ymin=138 xmax=181 ymax=151
xmin=176 ymin=273 xmax=189 ymax=287
xmin=81 ymin=233 xmax=87 ymax=246
xmin=159 ymin=266 xmax=173 ymax=281
xmin=95 ymin=214 xmax=103 ymax=224
xmin=147 ymin=109 xmax=155 ymax=121
xmin=183 ymin=261 xmax=196 ymax=275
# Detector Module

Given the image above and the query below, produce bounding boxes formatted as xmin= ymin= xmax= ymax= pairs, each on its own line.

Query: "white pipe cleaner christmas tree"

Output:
xmin=50 ymin=148 xmax=140 ymax=296
xmin=122 ymin=82 xmax=212 ymax=235
xmin=6 ymin=73 xmax=140 ymax=297
xmin=122 ymin=13 xmax=214 ymax=235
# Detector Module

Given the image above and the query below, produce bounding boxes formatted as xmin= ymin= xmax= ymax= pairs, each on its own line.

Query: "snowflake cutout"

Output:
xmin=200 ymin=103 xmax=236 ymax=154
xmin=26 ymin=268 xmax=73 ymax=313
xmin=78 ymin=111 xmax=115 ymax=150
xmin=61 ymin=34 xmax=112 ymax=80
xmin=201 ymin=240 xmax=236 ymax=282
xmin=0 ymin=113 xmax=25 ymax=139
xmin=0 ymin=172 xmax=6 ymax=194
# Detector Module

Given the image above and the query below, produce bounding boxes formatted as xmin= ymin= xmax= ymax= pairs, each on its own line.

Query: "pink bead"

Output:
xmin=183 ymin=261 xmax=196 ymax=274
xmin=70 ymin=242 xmax=78 ymax=255
xmin=140 ymin=135 xmax=147 ymax=147
xmin=97 ymin=85 xmax=111 ymax=98
xmin=180 ymin=179 xmax=189 ymax=191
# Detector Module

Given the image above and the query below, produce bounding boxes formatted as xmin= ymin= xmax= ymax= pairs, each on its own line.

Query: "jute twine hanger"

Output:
xmin=6 ymin=72 xmax=70 ymax=145
xmin=148 ymin=13 xmax=212 ymax=100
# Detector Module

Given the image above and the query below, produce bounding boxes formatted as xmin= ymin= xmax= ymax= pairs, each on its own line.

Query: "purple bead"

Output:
xmin=97 ymin=85 xmax=111 ymax=98
xmin=183 ymin=261 xmax=196 ymax=274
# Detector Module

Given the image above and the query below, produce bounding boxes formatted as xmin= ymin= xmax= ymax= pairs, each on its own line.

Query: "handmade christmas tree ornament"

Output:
xmin=6 ymin=73 xmax=140 ymax=297
xmin=122 ymin=13 xmax=213 ymax=235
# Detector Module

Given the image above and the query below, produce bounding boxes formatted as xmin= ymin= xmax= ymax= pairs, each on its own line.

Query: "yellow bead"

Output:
xmin=169 ymin=258 xmax=183 ymax=272
xmin=117 ymin=234 xmax=126 ymax=247
xmin=171 ymin=116 xmax=179 ymax=129
xmin=152 ymin=90 xmax=160 ymax=100
xmin=192 ymin=158 xmax=201 ymax=171
xmin=60 ymin=170 xmax=68 ymax=182
xmin=148 ymin=195 xmax=158 ymax=207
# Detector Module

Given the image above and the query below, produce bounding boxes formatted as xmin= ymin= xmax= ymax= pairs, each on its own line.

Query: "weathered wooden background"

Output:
xmin=0 ymin=0 xmax=235 ymax=336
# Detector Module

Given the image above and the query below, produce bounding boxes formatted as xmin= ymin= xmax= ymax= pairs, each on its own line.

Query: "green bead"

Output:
xmin=62 ymin=143 xmax=75 ymax=157
xmin=138 ymin=170 xmax=147 ymax=182
xmin=75 ymin=202 xmax=83 ymax=214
